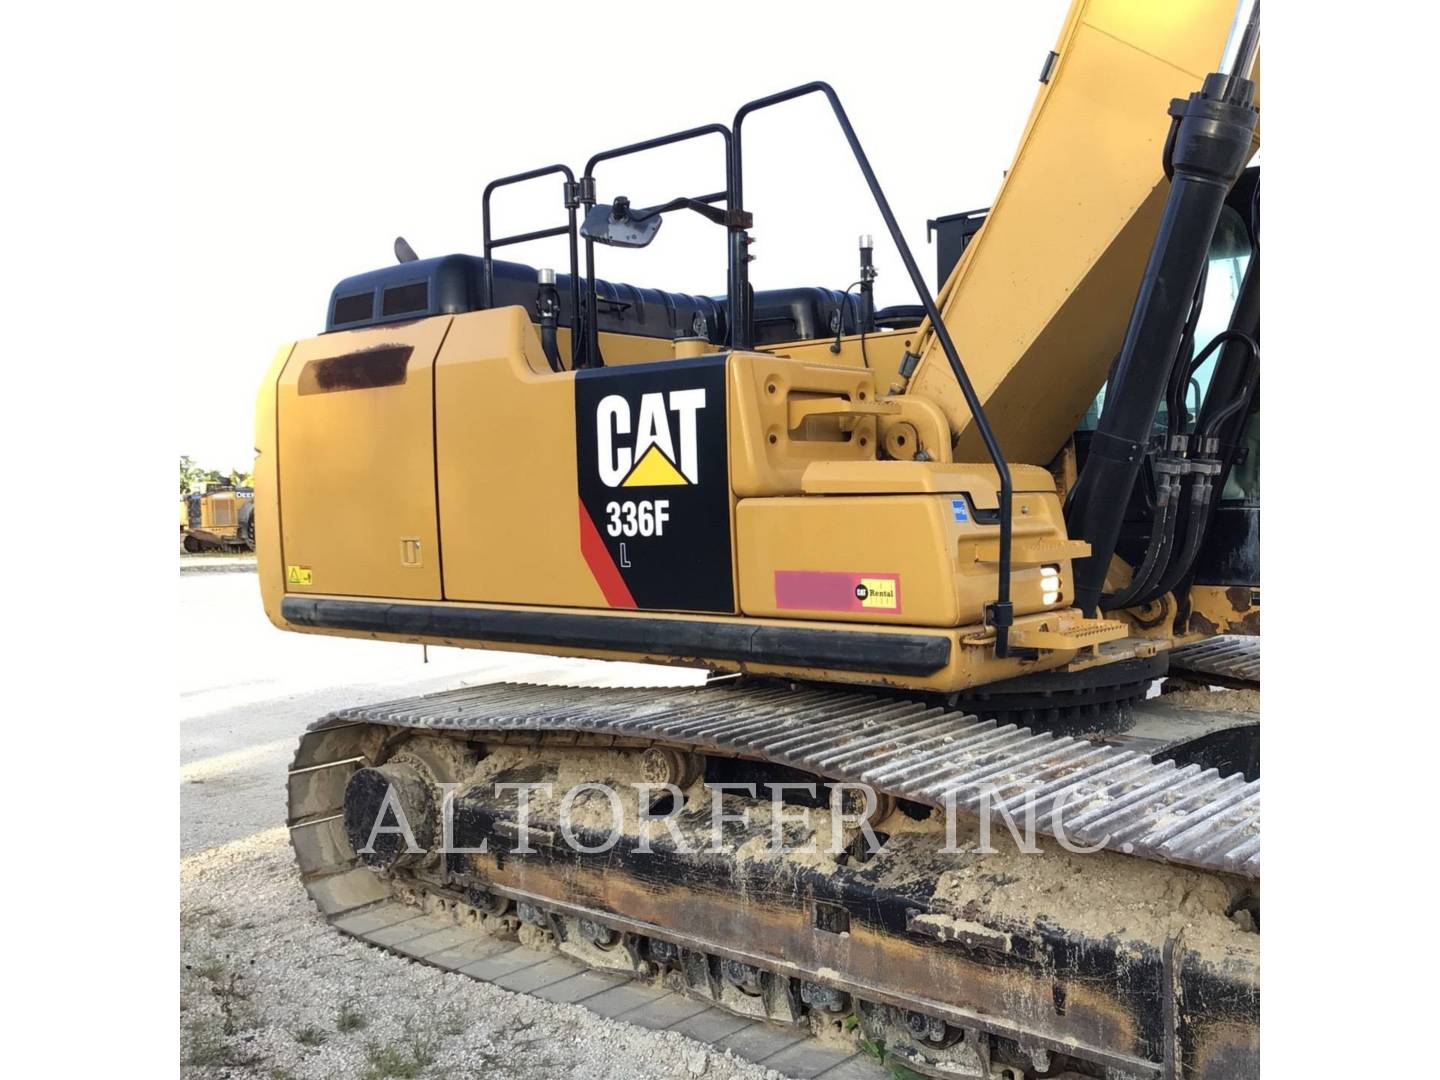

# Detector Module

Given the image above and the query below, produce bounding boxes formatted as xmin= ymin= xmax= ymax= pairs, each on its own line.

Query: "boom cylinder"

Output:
xmin=1068 ymin=6 xmax=1259 ymax=615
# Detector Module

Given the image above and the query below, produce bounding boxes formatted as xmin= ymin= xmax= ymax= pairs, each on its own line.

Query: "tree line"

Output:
xmin=181 ymin=455 xmax=254 ymax=495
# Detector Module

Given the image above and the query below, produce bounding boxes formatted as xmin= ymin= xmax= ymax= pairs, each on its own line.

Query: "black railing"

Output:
xmin=730 ymin=82 xmax=1026 ymax=657
xmin=477 ymin=87 xmax=1024 ymax=656
xmin=482 ymin=163 xmax=582 ymax=369
xmin=580 ymin=123 xmax=736 ymax=369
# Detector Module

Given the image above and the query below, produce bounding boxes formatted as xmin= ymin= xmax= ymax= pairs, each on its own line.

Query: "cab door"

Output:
xmin=276 ymin=317 xmax=450 ymax=599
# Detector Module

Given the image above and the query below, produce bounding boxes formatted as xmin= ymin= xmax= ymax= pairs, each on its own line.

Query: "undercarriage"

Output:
xmin=287 ymin=680 xmax=1259 ymax=1079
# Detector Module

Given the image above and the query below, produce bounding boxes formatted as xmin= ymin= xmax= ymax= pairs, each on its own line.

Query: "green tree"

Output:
xmin=180 ymin=455 xmax=206 ymax=495
xmin=181 ymin=458 xmax=254 ymax=494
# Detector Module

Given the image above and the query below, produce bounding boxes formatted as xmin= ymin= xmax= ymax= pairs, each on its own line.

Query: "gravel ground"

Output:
xmin=179 ymin=574 xmax=785 ymax=1080
xmin=180 ymin=551 xmax=258 ymax=574
xmin=181 ymin=830 xmax=787 ymax=1080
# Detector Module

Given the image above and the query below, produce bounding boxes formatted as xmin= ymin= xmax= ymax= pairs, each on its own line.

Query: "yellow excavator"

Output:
xmin=260 ymin=1 xmax=1261 ymax=1075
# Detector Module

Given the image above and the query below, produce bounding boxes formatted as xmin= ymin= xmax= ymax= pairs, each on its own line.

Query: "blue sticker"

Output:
xmin=951 ymin=497 xmax=969 ymax=523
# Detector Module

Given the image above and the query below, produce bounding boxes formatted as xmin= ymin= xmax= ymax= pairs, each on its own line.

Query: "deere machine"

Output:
xmin=260 ymin=1 xmax=1261 ymax=1075
xmin=181 ymin=483 xmax=256 ymax=553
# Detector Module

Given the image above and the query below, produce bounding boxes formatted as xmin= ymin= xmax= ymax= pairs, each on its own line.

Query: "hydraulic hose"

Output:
xmin=1068 ymin=46 xmax=1258 ymax=615
xmin=1166 ymin=262 xmax=1210 ymax=441
xmin=1109 ymin=329 xmax=1257 ymax=611
xmin=1195 ymin=332 xmax=1259 ymax=439
xmin=1102 ymin=473 xmax=1178 ymax=611
xmin=1132 ymin=475 xmax=1214 ymax=608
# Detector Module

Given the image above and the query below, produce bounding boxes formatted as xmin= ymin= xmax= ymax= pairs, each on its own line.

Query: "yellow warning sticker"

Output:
xmin=286 ymin=565 xmax=313 ymax=586
xmin=856 ymin=577 xmax=899 ymax=610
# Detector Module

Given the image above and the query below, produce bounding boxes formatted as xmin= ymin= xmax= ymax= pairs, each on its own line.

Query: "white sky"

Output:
xmin=175 ymin=0 xmax=1070 ymax=469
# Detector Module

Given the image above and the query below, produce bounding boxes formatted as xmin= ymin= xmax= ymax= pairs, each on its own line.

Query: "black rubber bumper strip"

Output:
xmin=281 ymin=597 xmax=952 ymax=676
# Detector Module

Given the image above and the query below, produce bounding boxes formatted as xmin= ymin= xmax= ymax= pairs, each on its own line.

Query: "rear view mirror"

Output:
xmin=581 ymin=197 xmax=662 ymax=248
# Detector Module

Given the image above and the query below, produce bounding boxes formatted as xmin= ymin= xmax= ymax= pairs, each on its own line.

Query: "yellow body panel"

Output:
xmin=737 ymin=492 xmax=1075 ymax=628
xmin=797 ymin=461 xmax=1055 ymax=506
xmin=772 ymin=328 xmax=916 ymax=391
xmin=552 ymin=325 xmax=697 ymax=368
xmin=727 ymin=353 xmax=881 ymax=497
xmin=1181 ymin=583 xmax=1260 ymax=640
xmin=254 ymin=343 xmax=293 ymax=626
xmin=435 ymin=308 xmax=606 ymax=607
xmin=275 ymin=320 xmax=449 ymax=599
xmin=255 ymin=309 xmax=1114 ymax=691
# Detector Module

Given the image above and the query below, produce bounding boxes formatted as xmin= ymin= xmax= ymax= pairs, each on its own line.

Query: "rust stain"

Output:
xmin=464 ymin=844 xmax=1147 ymax=1057
xmin=1188 ymin=610 xmax=1220 ymax=637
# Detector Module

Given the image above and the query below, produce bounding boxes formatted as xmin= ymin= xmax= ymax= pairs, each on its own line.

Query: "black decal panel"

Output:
xmin=574 ymin=356 xmax=734 ymax=613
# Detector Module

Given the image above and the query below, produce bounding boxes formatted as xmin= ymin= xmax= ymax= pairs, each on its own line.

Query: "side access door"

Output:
xmin=276 ymin=318 xmax=450 ymax=599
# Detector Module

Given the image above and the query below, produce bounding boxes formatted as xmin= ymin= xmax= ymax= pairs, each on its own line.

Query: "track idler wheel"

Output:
xmin=343 ymin=762 xmax=437 ymax=870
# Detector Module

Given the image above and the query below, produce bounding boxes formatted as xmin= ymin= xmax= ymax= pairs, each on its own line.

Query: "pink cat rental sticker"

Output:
xmin=774 ymin=571 xmax=901 ymax=613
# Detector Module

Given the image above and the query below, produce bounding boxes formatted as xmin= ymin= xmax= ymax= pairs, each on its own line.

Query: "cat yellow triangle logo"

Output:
xmin=622 ymin=445 xmax=689 ymax=487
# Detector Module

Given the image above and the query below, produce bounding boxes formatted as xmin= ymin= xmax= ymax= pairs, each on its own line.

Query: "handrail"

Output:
xmin=731 ymin=82 xmax=1027 ymax=657
xmin=580 ymin=123 xmax=736 ymax=368
xmin=482 ymin=163 xmax=583 ymax=369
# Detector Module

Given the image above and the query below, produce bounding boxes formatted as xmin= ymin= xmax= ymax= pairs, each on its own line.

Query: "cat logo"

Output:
xmin=575 ymin=357 xmax=733 ymax=612
xmin=595 ymin=389 xmax=706 ymax=488
xmin=855 ymin=577 xmax=898 ymax=609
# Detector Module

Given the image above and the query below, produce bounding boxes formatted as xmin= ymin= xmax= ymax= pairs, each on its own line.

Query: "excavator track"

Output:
xmin=288 ymin=680 xmax=1260 ymax=1079
xmin=1168 ymin=636 xmax=1260 ymax=689
xmin=311 ymin=681 xmax=1259 ymax=877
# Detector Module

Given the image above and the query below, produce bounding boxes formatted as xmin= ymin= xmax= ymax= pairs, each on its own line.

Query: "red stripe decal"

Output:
xmin=579 ymin=499 xmax=637 ymax=609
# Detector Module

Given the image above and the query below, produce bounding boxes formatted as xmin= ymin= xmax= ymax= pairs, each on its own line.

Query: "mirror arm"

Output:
xmin=630 ymin=196 xmax=751 ymax=230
